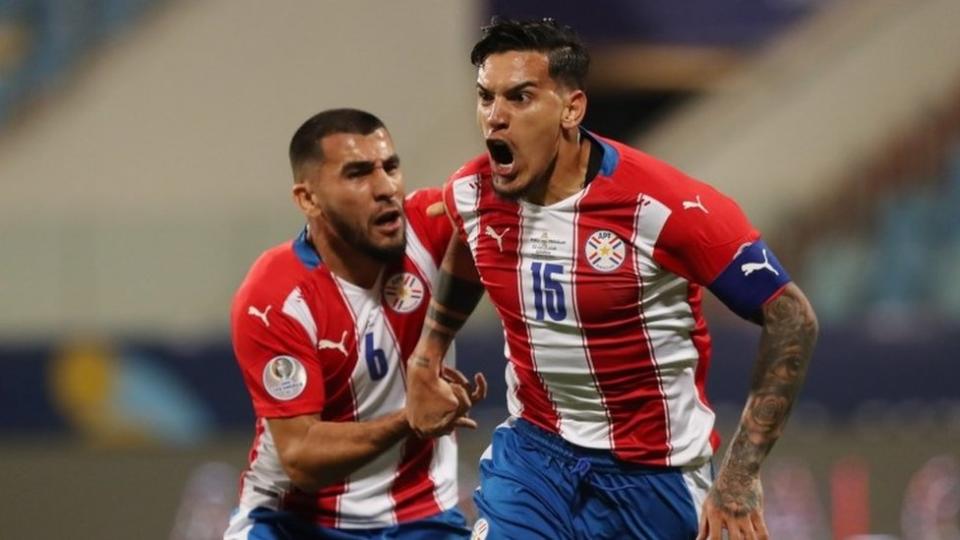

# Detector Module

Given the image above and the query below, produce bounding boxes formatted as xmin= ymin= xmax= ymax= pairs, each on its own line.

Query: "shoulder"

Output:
xmin=232 ymin=240 xmax=315 ymax=322
xmin=448 ymin=154 xmax=490 ymax=183
xmin=602 ymin=137 xmax=721 ymax=205
xmin=403 ymin=186 xmax=443 ymax=217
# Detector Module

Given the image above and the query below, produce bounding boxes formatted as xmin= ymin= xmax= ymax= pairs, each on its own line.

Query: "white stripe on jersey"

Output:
xmin=633 ymin=195 xmax=715 ymax=466
xmin=428 ymin=431 xmax=459 ymax=511
xmin=681 ymin=461 xmax=714 ymax=524
xmin=516 ymin=196 xmax=613 ymax=448
xmin=282 ymin=287 xmax=317 ymax=344
xmin=226 ymin=420 xmax=290 ymax=538
xmin=452 ymin=175 xmax=482 ymax=249
xmin=504 ymin=341 xmax=523 ymax=418
xmin=332 ymin=277 xmax=408 ymax=527
xmin=403 ymin=222 xmax=439 ymax=290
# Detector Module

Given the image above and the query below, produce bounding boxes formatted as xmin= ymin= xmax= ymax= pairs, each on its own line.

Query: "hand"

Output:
xmin=406 ymin=362 xmax=486 ymax=437
xmin=426 ymin=201 xmax=445 ymax=218
xmin=442 ymin=365 xmax=488 ymax=408
xmin=697 ymin=475 xmax=769 ymax=540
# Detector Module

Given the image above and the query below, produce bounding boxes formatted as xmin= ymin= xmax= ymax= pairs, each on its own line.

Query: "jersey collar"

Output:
xmin=581 ymin=128 xmax=620 ymax=177
xmin=293 ymin=226 xmax=322 ymax=269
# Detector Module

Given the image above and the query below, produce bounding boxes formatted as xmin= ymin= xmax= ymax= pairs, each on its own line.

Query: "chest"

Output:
xmin=471 ymin=199 xmax=659 ymax=325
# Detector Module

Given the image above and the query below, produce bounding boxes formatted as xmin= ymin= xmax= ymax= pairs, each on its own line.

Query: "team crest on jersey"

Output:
xmin=585 ymin=230 xmax=625 ymax=272
xmin=383 ymin=272 xmax=425 ymax=313
xmin=262 ymin=355 xmax=307 ymax=401
xmin=471 ymin=518 xmax=489 ymax=540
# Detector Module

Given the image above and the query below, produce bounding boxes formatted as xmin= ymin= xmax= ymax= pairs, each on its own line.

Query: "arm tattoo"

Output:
xmin=427 ymin=269 xmax=484 ymax=335
xmin=712 ymin=284 xmax=818 ymax=515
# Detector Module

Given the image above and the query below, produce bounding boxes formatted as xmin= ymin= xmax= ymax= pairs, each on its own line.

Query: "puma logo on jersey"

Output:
xmin=317 ymin=331 xmax=349 ymax=356
xmin=741 ymin=249 xmax=780 ymax=277
xmin=484 ymin=226 xmax=509 ymax=251
xmin=682 ymin=195 xmax=709 ymax=213
xmin=247 ymin=305 xmax=272 ymax=327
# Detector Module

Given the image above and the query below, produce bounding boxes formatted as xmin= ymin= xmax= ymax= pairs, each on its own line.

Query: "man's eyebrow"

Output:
xmin=341 ymin=160 xmax=375 ymax=174
xmin=477 ymin=81 xmax=538 ymax=94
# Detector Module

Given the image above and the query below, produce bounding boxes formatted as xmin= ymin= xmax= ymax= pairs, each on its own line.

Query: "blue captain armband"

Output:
xmin=708 ymin=240 xmax=791 ymax=321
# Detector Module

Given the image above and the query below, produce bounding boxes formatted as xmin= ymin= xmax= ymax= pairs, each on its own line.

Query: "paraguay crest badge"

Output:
xmin=584 ymin=230 xmax=625 ymax=272
xmin=383 ymin=272 xmax=425 ymax=313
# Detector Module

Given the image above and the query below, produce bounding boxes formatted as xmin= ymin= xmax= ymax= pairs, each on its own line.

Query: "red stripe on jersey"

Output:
xmin=569 ymin=193 xmax=614 ymax=449
xmin=391 ymin=438 xmax=442 ymax=522
xmin=380 ymin=257 xmax=441 ymax=521
xmin=280 ymin=271 xmax=357 ymax=526
xmin=381 ymin=259 xmax=432 ymax=364
xmin=281 ymin=484 xmax=343 ymax=528
xmin=686 ymin=283 xmax=721 ymax=452
xmin=473 ymin=178 xmax=560 ymax=431
xmin=572 ymin=190 xmax=671 ymax=464
xmin=308 ymin=271 xmax=360 ymax=423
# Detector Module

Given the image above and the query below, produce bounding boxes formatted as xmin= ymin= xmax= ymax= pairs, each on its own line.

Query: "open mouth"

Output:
xmin=374 ymin=209 xmax=402 ymax=228
xmin=486 ymin=139 xmax=515 ymax=167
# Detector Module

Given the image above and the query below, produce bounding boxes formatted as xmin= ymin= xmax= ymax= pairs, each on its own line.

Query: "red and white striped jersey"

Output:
xmin=443 ymin=133 xmax=789 ymax=468
xmin=230 ymin=188 xmax=457 ymax=529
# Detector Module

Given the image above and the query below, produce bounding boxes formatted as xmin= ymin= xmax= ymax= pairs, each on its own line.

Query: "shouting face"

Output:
xmin=476 ymin=50 xmax=576 ymax=199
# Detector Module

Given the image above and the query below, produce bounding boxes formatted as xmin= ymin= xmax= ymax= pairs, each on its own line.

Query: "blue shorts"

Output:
xmin=224 ymin=506 xmax=470 ymax=540
xmin=472 ymin=419 xmax=712 ymax=540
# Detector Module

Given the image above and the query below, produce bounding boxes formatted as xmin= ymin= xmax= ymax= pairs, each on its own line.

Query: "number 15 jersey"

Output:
xmin=443 ymin=132 xmax=790 ymax=468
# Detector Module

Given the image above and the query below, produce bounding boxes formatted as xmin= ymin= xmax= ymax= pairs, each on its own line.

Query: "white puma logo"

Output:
xmin=682 ymin=195 xmax=709 ymax=213
xmin=247 ymin=305 xmax=272 ymax=327
xmin=484 ymin=226 xmax=509 ymax=251
xmin=317 ymin=331 xmax=349 ymax=356
xmin=741 ymin=249 xmax=780 ymax=277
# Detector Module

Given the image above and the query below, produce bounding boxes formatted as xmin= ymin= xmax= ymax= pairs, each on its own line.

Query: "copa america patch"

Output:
xmin=383 ymin=272 xmax=425 ymax=313
xmin=584 ymin=230 xmax=625 ymax=272
xmin=471 ymin=518 xmax=489 ymax=540
xmin=262 ymin=355 xmax=307 ymax=401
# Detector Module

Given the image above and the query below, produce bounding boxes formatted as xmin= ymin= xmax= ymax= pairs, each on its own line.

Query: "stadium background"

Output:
xmin=1 ymin=1 xmax=959 ymax=538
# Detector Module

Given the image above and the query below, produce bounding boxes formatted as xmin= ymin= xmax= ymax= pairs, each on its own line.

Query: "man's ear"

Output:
xmin=292 ymin=182 xmax=322 ymax=218
xmin=561 ymin=89 xmax=587 ymax=129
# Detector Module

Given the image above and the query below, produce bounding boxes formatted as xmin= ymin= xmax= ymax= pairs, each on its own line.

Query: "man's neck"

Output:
xmin=526 ymin=130 xmax=592 ymax=206
xmin=309 ymin=222 xmax=383 ymax=289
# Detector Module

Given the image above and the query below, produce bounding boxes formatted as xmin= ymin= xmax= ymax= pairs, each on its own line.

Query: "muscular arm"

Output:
xmin=700 ymin=282 xmax=818 ymax=539
xmin=268 ymin=412 xmax=410 ymax=492
xmin=406 ymin=233 xmax=487 ymax=436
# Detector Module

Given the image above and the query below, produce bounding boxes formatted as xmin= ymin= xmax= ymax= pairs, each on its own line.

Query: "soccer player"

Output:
xmin=225 ymin=109 xmax=485 ymax=540
xmin=406 ymin=20 xmax=818 ymax=540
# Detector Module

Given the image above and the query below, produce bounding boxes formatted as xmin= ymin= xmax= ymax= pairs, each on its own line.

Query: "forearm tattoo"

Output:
xmin=410 ymin=270 xmax=485 ymax=371
xmin=426 ymin=270 xmax=484 ymax=336
xmin=712 ymin=285 xmax=818 ymax=515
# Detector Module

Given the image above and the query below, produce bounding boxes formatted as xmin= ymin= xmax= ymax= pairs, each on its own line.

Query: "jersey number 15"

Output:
xmin=531 ymin=262 xmax=566 ymax=322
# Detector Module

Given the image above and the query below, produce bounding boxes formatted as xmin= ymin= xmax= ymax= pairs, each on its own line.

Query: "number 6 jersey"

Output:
xmin=443 ymin=131 xmax=791 ymax=468
xmin=229 ymin=188 xmax=456 ymax=529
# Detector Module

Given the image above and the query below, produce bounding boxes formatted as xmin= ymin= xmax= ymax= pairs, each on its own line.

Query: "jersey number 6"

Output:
xmin=364 ymin=333 xmax=389 ymax=380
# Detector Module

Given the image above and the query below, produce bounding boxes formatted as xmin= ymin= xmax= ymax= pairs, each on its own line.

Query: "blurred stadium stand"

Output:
xmin=0 ymin=0 xmax=162 ymax=126
xmin=1 ymin=1 xmax=958 ymax=538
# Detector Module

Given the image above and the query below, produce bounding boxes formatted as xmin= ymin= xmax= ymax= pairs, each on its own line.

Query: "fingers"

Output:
xmin=700 ymin=514 xmax=762 ymax=540
xmin=441 ymin=366 xmax=470 ymax=387
xmin=708 ymin=515 xmax=722 ymax=540
xmin=751 ymin=511 xmax=769 ymax=540
xmin=471 ymin=372 xmax=488 ymax=403
xmin=426 ymin=201 xmax=445 ymax=217
xmin=696 ymin=507 xmax=708 ymax=540
xmin=452 ymin=416 xmax=478 ymax=429
xmin=450 ymin=382 xmax=472 ymax=414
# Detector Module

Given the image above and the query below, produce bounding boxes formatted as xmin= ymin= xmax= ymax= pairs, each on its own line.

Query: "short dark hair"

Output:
xmin=470 ymin=18 xmax=589 ymax=90
xmin=289 ymin=108 xmax=385 ymax=179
